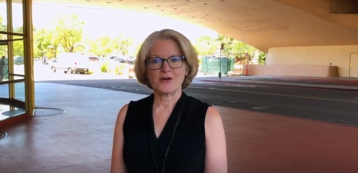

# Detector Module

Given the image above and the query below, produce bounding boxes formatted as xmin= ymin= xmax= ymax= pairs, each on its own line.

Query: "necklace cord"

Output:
xmin=150 ymin=95 xmax=186 ymax=173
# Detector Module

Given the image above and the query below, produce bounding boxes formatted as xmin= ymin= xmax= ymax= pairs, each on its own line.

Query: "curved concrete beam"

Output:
xmin=33 ymin=0 xmax=358 ymax=52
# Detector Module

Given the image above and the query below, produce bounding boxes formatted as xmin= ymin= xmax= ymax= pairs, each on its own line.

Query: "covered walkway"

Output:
xmin=1 ymin=83 xmax=357 ymax=173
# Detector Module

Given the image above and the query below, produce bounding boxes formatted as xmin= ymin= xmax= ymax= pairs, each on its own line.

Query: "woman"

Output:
xmin=111 ymin=29 xmax=227 ymax=173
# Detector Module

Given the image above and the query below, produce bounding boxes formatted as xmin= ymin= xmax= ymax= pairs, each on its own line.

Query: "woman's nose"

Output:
xmin=161 ymin=60 xmax=171 ymax=72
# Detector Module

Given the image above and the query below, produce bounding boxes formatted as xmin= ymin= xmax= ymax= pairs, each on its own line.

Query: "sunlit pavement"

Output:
xmin=3 ymin=66 xmax=358 ymax=173
xmin=35 ymin=70 xmax=129 ymax=81
xmin=11 ymin=63 xmax=130 ymax=81
xmin=2 ymin=82 xmax=358 ymax=173
xmin=7 ymin=62 xmax=217 ymax=83
xmin=10 ymin=63 xmax=213 ymax=81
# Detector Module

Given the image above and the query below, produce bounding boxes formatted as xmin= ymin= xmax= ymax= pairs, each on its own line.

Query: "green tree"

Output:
xmin=13 ymin=40 xmax=23 ymax=57
xmin=216 ymin=33 xmax=234 ymax=56
xmin=34 ymin=27 xmax=62 ymax=59
xmin=112 ymin=34 xmax=134 ymax=56
xmin=0 ymin=15 xmax=4 ymax=32
xmin=55 ymin=14 xmax=84 ymax=53
xmin=90 ymin=36 xmax=113 ymax=57
xmin=34 ymin=28 xmax=52 ymax=57
xmin=258 ymin=51 xmax=266 ymax=64
xmin=0 ymin=15 xmax=7 ymax=56
xmin=49 ymin=31 xmax=60 ymax=58
xmin=216 ymin=33 xmax=259 ymax=59
xmin=12 ymin=27 xmax=24 ymax=57
xmin=193 ymin=36 xmax=219 ymax=55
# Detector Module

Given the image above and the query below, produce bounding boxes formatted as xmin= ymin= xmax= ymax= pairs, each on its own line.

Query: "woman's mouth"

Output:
xmin=160 ymin=77 xmax=173 ymax=82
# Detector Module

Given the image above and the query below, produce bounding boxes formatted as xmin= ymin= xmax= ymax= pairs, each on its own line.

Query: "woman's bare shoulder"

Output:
xmin=115 ymin=103 xmax=130 ymax=127
xmin=205 ymin=106 xmax=221 ymax=121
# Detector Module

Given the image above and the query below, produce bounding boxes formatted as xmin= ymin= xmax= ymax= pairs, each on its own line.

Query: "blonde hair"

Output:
xmin=134 ymin=29 xmax=199 ymax=90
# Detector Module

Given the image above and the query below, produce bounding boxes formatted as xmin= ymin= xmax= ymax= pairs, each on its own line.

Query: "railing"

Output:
xmin=0 ymin=73 xmax=26 ymax=109
xmin=0 ymin=73 xmax=25 ymax=85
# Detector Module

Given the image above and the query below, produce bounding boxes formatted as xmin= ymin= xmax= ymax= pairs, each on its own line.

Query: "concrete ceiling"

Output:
xmin=33 ymin=0 xmax=358 ymax=52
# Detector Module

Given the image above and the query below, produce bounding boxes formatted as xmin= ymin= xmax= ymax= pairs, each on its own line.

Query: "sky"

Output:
xmin=0 ymin=3 xmax=218 ymax=42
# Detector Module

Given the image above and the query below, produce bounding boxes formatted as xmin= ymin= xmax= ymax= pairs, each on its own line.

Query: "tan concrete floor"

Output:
xmin=1 ymin=83 xmax=358 ymax=173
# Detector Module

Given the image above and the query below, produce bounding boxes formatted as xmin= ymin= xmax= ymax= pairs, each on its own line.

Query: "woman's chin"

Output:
xmin=154 ymin=86 xmax=181 ymax=95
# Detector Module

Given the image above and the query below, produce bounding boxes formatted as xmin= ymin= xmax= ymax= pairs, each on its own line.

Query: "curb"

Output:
xmin=200 ymin=80 xmax=358 ymax=91
xmin=270 ymin=77 xmax=358 ymax=85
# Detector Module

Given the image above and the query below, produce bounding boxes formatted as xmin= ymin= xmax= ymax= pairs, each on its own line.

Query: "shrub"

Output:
xmin=113 ymin=63 xmax=126 ymax=75
xmin=99 ymin=61 xmax=127 ymax=75
xmin=101 ymin=62 xmax=109 ymax=72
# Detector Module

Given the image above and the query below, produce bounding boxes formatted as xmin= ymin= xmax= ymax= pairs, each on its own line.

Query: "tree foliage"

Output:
xmin=89 ymin=36 xmax=113 ymax=57
xmin=34 ymin=28 xmax=52 ymax=56
xmin=1 ymin=13 xmax=266 ymax=64
xmin=12 ymin=27 xmax=24 ymax=57
xmin=0 ymin=19 xmax=24 ymax=57
xmin=55 ymin=14 xmax=84 ymax=53
xmin=13 ymin=39 xmax=24 ymax=57
xmin=0 ymin=15 xmax=7 ymax=56
xmin=194 ymin=33 xmax=266 ymax=64
xmin=33 ymin=27 xmax=60 ymax=58
xmin=193 ymin=36 xmax=219 ymax=55
xmin=112 ymin=34 xmax=134 ymax=56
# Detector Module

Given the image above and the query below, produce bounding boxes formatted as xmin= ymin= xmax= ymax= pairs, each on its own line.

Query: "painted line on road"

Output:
xmin=189 ymin=86 xmax=358 ymax=104
xmin=251 ymin=106 xmax=271 ymax=110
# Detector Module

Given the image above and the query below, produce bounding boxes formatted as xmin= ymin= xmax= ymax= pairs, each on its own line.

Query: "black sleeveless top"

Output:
xmin=123 ymin=92 xmax=210 ymax=173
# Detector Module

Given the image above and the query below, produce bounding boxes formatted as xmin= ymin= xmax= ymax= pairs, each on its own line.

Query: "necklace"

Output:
xmin=150 ymin=95 xmax=185 ymax=173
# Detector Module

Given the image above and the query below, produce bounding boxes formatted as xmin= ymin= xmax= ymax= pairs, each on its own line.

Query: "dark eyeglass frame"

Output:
xmin=145 ymin=56 xmax=185 ymax=70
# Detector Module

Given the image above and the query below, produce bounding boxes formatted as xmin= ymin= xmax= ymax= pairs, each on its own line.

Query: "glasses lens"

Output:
xmin=147 ymin=56 xmax=184 ymax=69
xmin=147 ymin=58 xmax=163 ymax=69
xmin=168 ymin=56 xmax=183 ymax=68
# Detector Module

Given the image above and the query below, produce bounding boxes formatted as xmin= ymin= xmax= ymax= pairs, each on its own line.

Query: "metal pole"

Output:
xmin=245 ymin=53 xmax=249 ymax=76
xmin=219 ymin=49 xmax=222 ymax=81
xmin=7 ymin=0 xmax=15 ymax=111
xmin=218 ymin=43 xmax=224 ymax=81
xmin=24 ymin=0 xmax=35 ymax=115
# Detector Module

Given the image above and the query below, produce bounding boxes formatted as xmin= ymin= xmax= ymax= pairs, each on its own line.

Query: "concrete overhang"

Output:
xmin=33 ymin=0 xmax=358 ymax=52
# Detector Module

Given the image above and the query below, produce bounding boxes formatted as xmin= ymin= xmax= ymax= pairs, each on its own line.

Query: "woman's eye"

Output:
xmin=152 ymin=58 xmax=161 ymax=64
xmin=170 ymin=57 xmax=180 ymax=62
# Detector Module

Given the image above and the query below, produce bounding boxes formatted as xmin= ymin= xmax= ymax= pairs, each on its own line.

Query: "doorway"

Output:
xmin=349 ymin=54 xmax=358 ymax=78
xmin=0 ymin=0 xmax=28 ymax=122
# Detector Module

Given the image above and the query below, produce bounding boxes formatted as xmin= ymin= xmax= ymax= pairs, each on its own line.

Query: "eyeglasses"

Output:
xmin=146 ymin=56 xmax=185 ymax=70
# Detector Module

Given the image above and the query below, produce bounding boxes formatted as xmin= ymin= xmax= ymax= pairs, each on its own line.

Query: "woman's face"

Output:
xmin=146 ymin=39 xmax=188 ymax=94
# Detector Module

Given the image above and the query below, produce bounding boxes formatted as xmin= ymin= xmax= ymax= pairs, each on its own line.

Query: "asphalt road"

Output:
xmin=39 ymin=77 xmax=358 ymax=127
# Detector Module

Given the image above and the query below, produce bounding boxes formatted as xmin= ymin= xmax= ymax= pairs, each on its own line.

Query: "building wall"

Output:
xmin=267 ymin=45 xmax=358 ymax=77
xmin=246 ymin=64 xmax=338 ymax=77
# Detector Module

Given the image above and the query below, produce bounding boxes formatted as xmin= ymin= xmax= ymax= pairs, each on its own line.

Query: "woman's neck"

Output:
xmin=153 ymin=90 xmax=182 ymax=109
